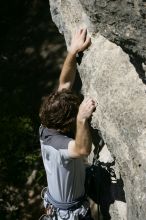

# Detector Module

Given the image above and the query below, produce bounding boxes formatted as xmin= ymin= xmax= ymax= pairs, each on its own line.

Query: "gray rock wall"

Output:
xmin=48 ymin=0 xmax=146 ymax=219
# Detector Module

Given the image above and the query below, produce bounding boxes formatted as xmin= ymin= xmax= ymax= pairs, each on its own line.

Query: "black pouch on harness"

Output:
xmin=85 ymin=164 xmax=101 ymax=204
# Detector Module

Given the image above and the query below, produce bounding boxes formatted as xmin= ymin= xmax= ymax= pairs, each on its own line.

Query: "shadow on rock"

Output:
xmin=85 ymin=129 xmax=126 ymax=220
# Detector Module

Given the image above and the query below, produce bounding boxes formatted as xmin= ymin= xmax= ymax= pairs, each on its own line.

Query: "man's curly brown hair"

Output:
xmin=39 ymin=90 xmax=82 ymax=133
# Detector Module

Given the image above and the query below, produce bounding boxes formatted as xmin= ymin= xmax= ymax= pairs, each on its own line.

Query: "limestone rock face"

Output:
xmin=49 ymin=0 xmax=146 ymax=219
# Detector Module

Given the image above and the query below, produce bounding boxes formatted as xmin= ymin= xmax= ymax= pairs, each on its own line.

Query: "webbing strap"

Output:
xmin=45 ymin=190 xmax=86 ymax=211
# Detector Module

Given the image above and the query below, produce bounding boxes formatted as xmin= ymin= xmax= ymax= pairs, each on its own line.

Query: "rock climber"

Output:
xmin=39 ymin=28 xmax=96 ymax=220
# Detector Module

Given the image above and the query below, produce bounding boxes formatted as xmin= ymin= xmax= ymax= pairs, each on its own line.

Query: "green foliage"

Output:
xmin=0 ymin=115 xmax=45 ymax=219
xmin=0 ymin=0 xmax=65 ymax=218
xmin=25 ymin=154 xmax=39 ymax=166
xmin=0 ymin=115 xmax=39 ymax=184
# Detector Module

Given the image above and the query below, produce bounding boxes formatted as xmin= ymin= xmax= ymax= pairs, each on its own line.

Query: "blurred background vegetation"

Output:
xmin=0 ymin=0 xmax=66 ymax=219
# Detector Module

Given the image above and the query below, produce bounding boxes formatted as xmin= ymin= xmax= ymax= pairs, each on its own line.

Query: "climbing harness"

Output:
xmin=39 ymin=187 xmax=90 ymax=220
xmin=39 ymin=187 xmax=57 ymax=220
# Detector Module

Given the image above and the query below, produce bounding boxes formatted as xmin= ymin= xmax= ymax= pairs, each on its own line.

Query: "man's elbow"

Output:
xmin=68 ymin=141 xmax=91 ymax=158
xmin=79 ymin=148 xmax=91 ymax=157
xmin=58 ymin=82 xmax=71 ymax=91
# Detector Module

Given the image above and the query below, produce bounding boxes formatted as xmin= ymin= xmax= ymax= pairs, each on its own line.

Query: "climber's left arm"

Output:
xmin=58 ymin=28 xmax=91 ymax=91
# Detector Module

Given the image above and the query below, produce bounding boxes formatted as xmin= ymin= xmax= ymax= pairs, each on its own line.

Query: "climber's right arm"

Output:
xmin=58 ymin=28 xmax=91 ymax=91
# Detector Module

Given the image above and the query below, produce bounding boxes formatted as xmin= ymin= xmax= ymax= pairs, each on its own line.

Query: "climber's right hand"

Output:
xmin=69 ymin=28 xmax=91 ymax=55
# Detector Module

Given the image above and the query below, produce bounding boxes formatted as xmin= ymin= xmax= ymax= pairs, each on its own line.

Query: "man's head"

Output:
xmin=39 ymin=90 xmax=82 ymax=135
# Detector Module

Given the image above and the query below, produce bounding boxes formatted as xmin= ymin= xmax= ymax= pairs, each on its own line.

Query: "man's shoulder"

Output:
xmin=39 ymin=125 xmax=73 ymax=150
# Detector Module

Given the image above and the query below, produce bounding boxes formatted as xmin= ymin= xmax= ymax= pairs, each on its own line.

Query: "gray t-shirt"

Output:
xmin=39 ymin=125 xmax=85 ymax=203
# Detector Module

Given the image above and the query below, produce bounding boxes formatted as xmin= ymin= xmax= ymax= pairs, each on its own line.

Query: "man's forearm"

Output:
xmin=58 ymin=28 xmax=91 ymax=91
xmin=68 ymin=98 xmax=95 ymax=158
xmin=75 ymin=117 xmax=92 ymax=156
xmin=58 ymin=52 xmax=77 ymax=91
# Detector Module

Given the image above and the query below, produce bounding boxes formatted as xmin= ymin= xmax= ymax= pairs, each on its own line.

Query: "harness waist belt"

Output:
xmin=46 ymin=190 xmax=86 ymax=210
